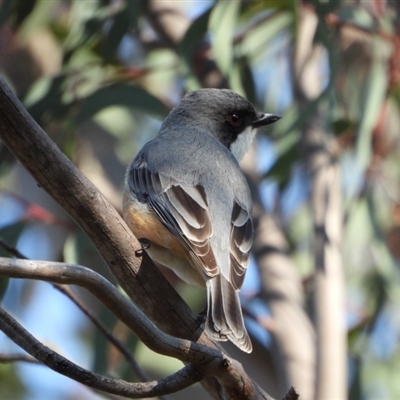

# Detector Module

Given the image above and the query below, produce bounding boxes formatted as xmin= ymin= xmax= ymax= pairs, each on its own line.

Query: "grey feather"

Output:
xmin=124 ymin=89 xmax=280 ymax=352
xmin=206 ymin=275 xmax=252 ymax=353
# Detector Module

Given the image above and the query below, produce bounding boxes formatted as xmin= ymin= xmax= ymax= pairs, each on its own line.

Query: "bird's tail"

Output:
xmin=206 ymin=275 xmax=252 ymax=353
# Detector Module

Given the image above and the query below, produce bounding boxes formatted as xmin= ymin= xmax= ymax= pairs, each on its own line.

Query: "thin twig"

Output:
xmin=0 ymin=258 xmax=223 ymax=364
xmin=0 ymin=306 xmax=203 ymax=398
xmin=0 ymin=352 xmax=40 ymax=364
xmin=0 ymin=237 xmax=26 ymax=259
xmin=0 ymin=237 xmax=151 ymax=385
xmin=53 ymin=284 xmax=151 ymax=383
xmin=0 ymin=241 xmax=166 ymax=400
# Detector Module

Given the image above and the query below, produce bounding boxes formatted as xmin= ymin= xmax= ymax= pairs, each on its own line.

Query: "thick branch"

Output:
xmin=0 ymin=75 xmax=197 ymax=342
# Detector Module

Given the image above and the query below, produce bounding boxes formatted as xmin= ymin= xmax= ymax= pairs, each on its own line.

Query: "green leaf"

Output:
xmin=74 ymin=83 xmax=169 ymax=124
xmin=0 ymin=277 xmax=8 ymax=301
xmin=331 ymin=118 xmax=356 ymax=137
xmin=229 ymin=62 xmax=246 ymax=97
xmin=0 ymin=221 xmax=26 ymax=299
xmin=119 ymin=331 xmax=140 ymax=381
xmin=0 ymin=222 xmax=27 ymax=257
xmin=92 ymin=307 xmax=118 ymax=375
xmin=12 ymin=0 xmax=37 ymax=28
xmin=266 ymin=142 xmax=298 ymax=190
xmin=356 ymin=40 xmax=388 ymax=169
xmin=102 ymin=1 xmax=146 ymax=62
xmin=180 ymin=6 xmax=211 ymax=60
xmin=0 ymin=0 xmax=37 ymax=29
xmin=336 ymin=4 xmax=374 ymax=30
xmin=62 ymin=1 xmax=106 ymax=62
xmin=0 ymin=144 xmax=15 ymax=176
xmin=25 ymin=74 xmax=68 ymax=123
xmin=238 ymin=56 xmax=256 ymax=104
xmin=348 ymin=356 xmax=363 ymax=400
xmin=312 ymin=0 xmax=341 ymax=16
xmin=179 ymin=6 xmax=212 ymax=90
xmin=0 ymin=0 xmax=14 ymax=28
xmin=236 ymin=11 xmax=293 ymax=60
xmin=240 ymin=0 xmax=295 ymax=16
xmin=209 ymin=0 xmax=241 ymax=76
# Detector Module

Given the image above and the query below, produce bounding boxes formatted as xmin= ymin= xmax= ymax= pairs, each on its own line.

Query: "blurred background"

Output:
xmin=1 ymin=0 xmax=400 ymax=399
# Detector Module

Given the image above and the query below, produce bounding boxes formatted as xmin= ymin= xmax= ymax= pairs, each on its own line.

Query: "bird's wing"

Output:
xmin=229 ymin=201 xmax=253 ymax=290
xmin=127 ymin=154 xmax=218 ymax=277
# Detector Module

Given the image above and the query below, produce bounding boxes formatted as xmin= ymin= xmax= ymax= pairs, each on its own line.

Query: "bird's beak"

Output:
xmin=252 ymin=113 xmax=281 ymax=128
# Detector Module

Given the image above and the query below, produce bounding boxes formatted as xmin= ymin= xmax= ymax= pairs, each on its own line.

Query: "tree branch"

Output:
xmin=0 ymin=257 xmax=222 ymax=365
xmin=0 ymin=75 xmax=200 ymax=343
xmin=0 ymin=236 xmax=150 ymax=383
xmin=0 ymin=353 xmax=40 ymax=364
xmin=0 ymin=72 xmax=275 ymax=398
xmin=0 ymin=306 xmax=203 ymax=398
xmin=0 ymin=257 xmax=271 ymax=399
xmin=53 ymin=284 xmax=151 ymax=384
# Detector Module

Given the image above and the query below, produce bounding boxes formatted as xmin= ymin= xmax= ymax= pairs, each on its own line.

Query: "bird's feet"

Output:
xmin=135 ymin=238 xmax=151 ymax=256
xmin=139 ymin=238 xmax=150 ymax=250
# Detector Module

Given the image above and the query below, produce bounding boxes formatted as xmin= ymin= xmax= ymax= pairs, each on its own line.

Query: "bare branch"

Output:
xmin=0 ymin=74 xmax=201 ymax=345
xmin=0 ymin=236 xmax=149 ymax=382
xmin=0 ymin=257 xmax=273 ymax=399
xmin=0 ymin=306 xmax=203 ymax=398
xmin=0 ymin=353 xmax=40 ymax=364
xmin=0 ymin=257 xmax=221 ymax=364
xmin=0 ymin=237 xmax=27 ymax=259
xmin=53 ymin=284 xmax=151 ymax=383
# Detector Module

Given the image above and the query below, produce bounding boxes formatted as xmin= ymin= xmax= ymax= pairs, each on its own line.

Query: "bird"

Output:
xmin=123 ymin=88 xmax=280 ymax=353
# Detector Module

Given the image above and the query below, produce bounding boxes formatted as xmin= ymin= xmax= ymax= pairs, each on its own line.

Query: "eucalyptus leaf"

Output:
xmin=236 ymin=11 xmax=292 ymax=60
xmin=238 ymin=56 xmax=257 ymax=104
xmin=92 ymin=307 xmax=118 ymax=375
xmin=12 ymin=0 xmax=37 ymax=28
xmin=0 ymin=277 xmax=9 ymax=300
xmin=102 ymin=1 xmax=145 ymax=62
xmin=74 ymin=83 xmax=169 ymax=123
xmin=356 ymin=40 xmax=388 ymax=170
xmin=209 ymin=1 xmax=241 ymax=76
xmin=266 ymin=143 xmax=299 ymax=189
xmin=0 ymin=0 xmax=13 ymax=28
xmin=180 ymin=6 xmax=212 ymax=70
xmin=25 ymin=75 xmax=67 ymax=123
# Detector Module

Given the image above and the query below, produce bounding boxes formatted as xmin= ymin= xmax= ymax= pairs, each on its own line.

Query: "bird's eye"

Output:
xmin=227 ymin=113 xmax=242 ymax=127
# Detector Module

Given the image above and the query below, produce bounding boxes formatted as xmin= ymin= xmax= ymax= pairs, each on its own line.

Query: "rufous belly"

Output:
xmin=123 ymin=191 xmax=206 ymax=288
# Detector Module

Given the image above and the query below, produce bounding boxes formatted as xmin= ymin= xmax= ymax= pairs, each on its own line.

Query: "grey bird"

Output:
xmin=123 ymin=88 xmax=280 ymax=352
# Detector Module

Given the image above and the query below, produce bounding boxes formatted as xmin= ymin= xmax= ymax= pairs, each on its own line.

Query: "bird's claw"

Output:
xmin=135 ymin=238 xmax=151 ymax=256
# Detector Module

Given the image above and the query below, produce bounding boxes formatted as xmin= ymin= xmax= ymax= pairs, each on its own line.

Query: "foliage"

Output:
xmin=0 ymin=0 xmax=400 ymax=399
